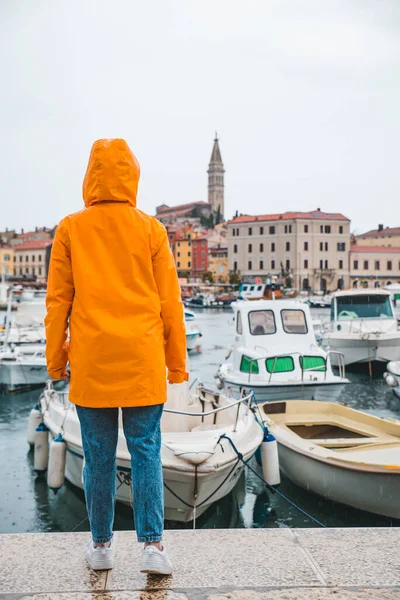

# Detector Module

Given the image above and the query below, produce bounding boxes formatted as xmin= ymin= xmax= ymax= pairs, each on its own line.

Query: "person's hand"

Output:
xmin=60 ymin=372 xmax=70 ymax=380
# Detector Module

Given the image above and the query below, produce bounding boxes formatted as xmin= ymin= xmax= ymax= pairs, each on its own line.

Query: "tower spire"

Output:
xmin=207 ymin=134 xmax=225 ymax=221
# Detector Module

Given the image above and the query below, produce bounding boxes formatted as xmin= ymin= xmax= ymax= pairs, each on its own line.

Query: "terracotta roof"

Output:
xmin=14 ymin=240 xmax=53 ymax=250
xmin=0 ymin=245 xmax=13 ymax=250
xmin=156 ymin=201 xmax=208 ymax=215
xmin=229 ymin=210 xmax=349 ymax=224
xmin=350 ymin=245 xmax=400 ymax=254
xmin=357 ymin=227 xmax=400 ymax=238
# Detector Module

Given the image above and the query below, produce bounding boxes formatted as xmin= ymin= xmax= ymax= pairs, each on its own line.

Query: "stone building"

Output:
xmin=228 ymin=209 xmax=351 ymax=292
xmin=0 ymin=246 xmax=14 ymax=275
xmin=350 ymin=245 xmax=400 ymax=288
xmin=14 ymin=240 xmax=53 ymax=283
xmin=355 ymin=225 xmax=400 ymax=248
xmin=209 ymin=244 xmax=228 ymax=283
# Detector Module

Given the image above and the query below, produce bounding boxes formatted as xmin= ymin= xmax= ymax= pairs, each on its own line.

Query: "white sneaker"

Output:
xmin=85 ymin=538 xmax=115 ymax=571
xmin=140 ymin=545 xmax=173 ymax=575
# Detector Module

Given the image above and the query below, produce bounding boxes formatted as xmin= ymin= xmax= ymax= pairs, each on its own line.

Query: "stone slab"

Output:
xmin=294 ymin=528 xmax=400 ymax=587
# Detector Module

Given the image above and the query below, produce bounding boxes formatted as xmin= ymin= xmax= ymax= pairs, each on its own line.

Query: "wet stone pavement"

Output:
xmin=1 ymin=528 xmax=400 ymax=599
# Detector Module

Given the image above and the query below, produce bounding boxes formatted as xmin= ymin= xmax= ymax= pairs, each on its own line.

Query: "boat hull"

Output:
xmin=323 ymin=334 xmax=400 ymax=367
xmin=186 ymin=333 xmax=201 ymax=352
xmin=64 ymin=441 xmax=246 ymax=522
xmin=277 ymin=442 xmax=400 ymax=519
xmin=0 ymin=362 xmax=49 ymax=389
xmin=221 ymin=380 xmax=346 ymax=403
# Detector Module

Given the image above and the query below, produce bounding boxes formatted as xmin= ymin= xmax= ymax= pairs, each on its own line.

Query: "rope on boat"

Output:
xmin=219 ymin=433 xmax=326 ymax=528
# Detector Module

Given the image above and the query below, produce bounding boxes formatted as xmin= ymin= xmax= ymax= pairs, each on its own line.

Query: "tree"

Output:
xmin=215 ymin=205 xmax=221 ymax=225
xmin=202 ymin=271 xmax=214 ymax=283
xmin=229 ymin=271 xmax=241 ymax=285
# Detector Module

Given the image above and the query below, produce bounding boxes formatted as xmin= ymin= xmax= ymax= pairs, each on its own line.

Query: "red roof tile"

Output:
xmin=350 ymin=245 xmax=400 ymax=254
xmin=229 ymin=210 xmax=349 ymax=224
xmin=357 ymin=227 xmax=400 ymax=238
xmin=14 ymin=240 xmax=53 ymax=250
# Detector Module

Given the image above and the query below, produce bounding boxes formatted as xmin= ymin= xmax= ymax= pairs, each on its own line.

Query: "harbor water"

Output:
xmin=1 ymin=308 xmax=400 ymax=535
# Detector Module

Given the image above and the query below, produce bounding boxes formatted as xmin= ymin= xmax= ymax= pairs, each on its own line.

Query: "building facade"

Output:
xmin=208 ymin=244 xmax=228 ymax=283
xmin=350 ymin=245 xmax=400 ymax=288
xmin=355 ymin=225 xmax=400 ymax=248
xmin=0 ymin=246 xmax=14 ymax=275
xmin=155 ymin=201 xmax=212 ymax=225
xmin=207 ymin=135 xmax=225 ymax=220
xmin=14 ymin=240 xmax=53 ymax=283
xmin=228 ymin=209 xmax=351 ymax=292
xmin=192 ymin=236 xmax=209 ymax=275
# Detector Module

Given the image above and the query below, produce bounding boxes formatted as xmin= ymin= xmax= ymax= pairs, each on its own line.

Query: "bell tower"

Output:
xmin=207 ymin=133 xmax=224 ymax=221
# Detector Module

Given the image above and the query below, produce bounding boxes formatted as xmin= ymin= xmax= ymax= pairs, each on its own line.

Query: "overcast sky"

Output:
xmin=1 ymin=0 xmax=399 ymax=234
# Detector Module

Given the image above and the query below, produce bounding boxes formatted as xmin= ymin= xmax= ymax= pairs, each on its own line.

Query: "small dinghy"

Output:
xmin=38 ymin=381 xmax=262 ymax=522
xmin=262 ymin=400 xmax=400 ymax=519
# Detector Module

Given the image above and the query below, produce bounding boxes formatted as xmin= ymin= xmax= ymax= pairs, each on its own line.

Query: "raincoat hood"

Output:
xmin=82 ymin=138 xmax=140 ymax=208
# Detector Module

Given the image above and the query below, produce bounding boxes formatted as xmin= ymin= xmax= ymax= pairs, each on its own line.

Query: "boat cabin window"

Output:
xmin=281 ymin=310 xmax=308 ymax=334
xmin=266 ymin=356 xmax=294 ymax=373
xmin=299 ymin=356 xmax=326 ymax=372
xmin=257 ymin=285 xmax=263 ymax=291
xmin=336 ymin=294 xmax=393 ymax=320
xmin=240 ymin=355 xmax=259 ymax=374
xmin=248 ymin=310 xmax=276 ymax=335
xmin=242 ymin=285 xmax=248 ymax=292
xmin=236 ymin=311 xmax=243 ymax=334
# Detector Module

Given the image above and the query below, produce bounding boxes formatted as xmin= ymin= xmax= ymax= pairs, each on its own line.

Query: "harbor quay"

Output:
xmin=1 ymin=528 xmax=400 ymax=598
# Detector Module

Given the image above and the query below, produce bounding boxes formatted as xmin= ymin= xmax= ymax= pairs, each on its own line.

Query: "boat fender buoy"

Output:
xmin=27 ymin=404 xmax=42 ymax=446
xmin=261 ymin=428 xmax=280 ymax=486
xmin=34 ymin=422 xmax=49 ymax=476
xmin=215 ymin=375 xmax=224 ymax=390
xmin=47 ymin=433 xmax=67 ymax=494
xmin=386 ymin=374 xmax=398 ymax=388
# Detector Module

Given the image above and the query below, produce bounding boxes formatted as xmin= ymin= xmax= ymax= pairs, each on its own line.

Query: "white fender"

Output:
xmin=47 ymin=433 xmax=67 ymax=493
xmin=261 ymin=429 xmax=280 ymax=486
xmin=27 ymin=405 xmax=42 ymax=446
xmin=34 ymin=422 xmax=49 ymax=475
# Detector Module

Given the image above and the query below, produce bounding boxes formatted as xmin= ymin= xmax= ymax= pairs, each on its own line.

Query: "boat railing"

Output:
xmin=44 ymin=383 xmax=255 ymax=433
xmin=247 ymin=350 xmax=346 ymax=384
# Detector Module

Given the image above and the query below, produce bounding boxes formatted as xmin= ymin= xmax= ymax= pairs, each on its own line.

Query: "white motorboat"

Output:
xmin=384 ymin=362 xmax=400 ymax=399
xmin=0 ymin=344 xmax=48 ymax=390
xmin=216 ymin=300 xmax=348 ymax=403
xmin=321 ymin=289 xmax=400 ymax=368
xmin=307 ymin=294 xmax=331 ymax=309
xmin=263 ymin=400 xmax=400 ymax=519
xmin=184 ymin=309 xmax=196 ymax=321
xmin=186 ymin=323 xmax=202 ymax=352
xmin=39 ymin=381 xmax=263 ymax=522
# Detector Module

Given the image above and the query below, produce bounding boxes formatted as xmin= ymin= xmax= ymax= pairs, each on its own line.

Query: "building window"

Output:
xmin=304 ymin=241 xmax=308 ymax=251
xmin=177 ymin=262 xmax=180 ymax=268
xmin=260 ymin=260 xmax=264 ymax=270
xmin=286 ymin=242 xmax=290 ymax=251
xmin=339 ymin=225 xmax=344 ymax=234
xmin=177 ymin=242 xmax=180 ymax=248
xmin=234 ymin=244 xmax=238 ymax=253
xmin=286 ymin=259 xmax=290 ymax=270
xmin=375 ymin=260 xmax=380 ymax=271
xmin=353 ymin=260 xmax=359 ymax=269
xmin=260 ymin=226 xmax=264 ymax=235
xmin=320 ymin=225 xmax=323 ymax=233
xmin=236 ymin=228 xmax=239 ymax=236
xmin=271 ymin=260 xmax=275 ymax=269
xmin=269 ymin=226 xmax=275 ymax=235
xmin=248 ymin=227 xmax=252 ymax=236
xmin=25 ymin=267 xmax=29 ymax=274
xmin=13 ymin=268 xmax=16 ymax=275
xmin=271 ymin=242 xmax=275 ymax=252
xmin=320 ymin=260 xmax=323 ymax=269
xmin=19 ymin=256 xmax=22 ymax=262
xmin=188 ymin=261 xmax=191 ymax=268
xmin=38 ymin=267 xmax=42 ymax=275
xmin=232 ymin=229 xmax=235 ymax=237
xmin=337 ymin=242 xmax=346 ymax=252
xmin=177 ymin=252 xmax=180 ymax=257
xmin=201 ymin=251 xmax=205 ymax=258
xmin=4 ymin=254 xmax=10 ymax=261
xmin=32 ymin=267 xmax=35 ymax=275
xmin=304 ymin=225 xmax=308 ymax=233
xmin=260 ymin=243 xmax=264 ymax=252
xmin=248 ymin=261 xmax=252 ymax=270
xmin=13 ymin=256 xmax=16 ymax=262
xmin=32 ymin=255 xmax=35 ymax=262
xmin=19 ymin=267 xmax=22 ymax=275
xmin=319 ymin=242 xmax=323 ymax=251
xmin=234 ymin=261 xmax=237 ymax=271
xmin=284 ymin=225 xmax=288 ymax=233
xmin=325 ymin=260 xmax=328 ymax=269
xmin=325 ymin=242 xmax=328 ymax=251
xmin=188 ymin=251 xmax=191 ymax=257
xmin=388 ymin=261 xmax=392 ymax=271
xmin=325 ymin=225 xmax=331 ymax=233
xmin=304 ymin=259 xmax=308 ymax=268
xmin=339 ymin=260 xmax=343 ymax=269
xmin=364 ymin=260 xmax=369 ymax=270
xmin=201 ymin=262 xmax=205 ymax=269
xmin=38 ymin=254 xmax=42 ymax=262
xmin=289 ymin=225 xmax=292 ymax=233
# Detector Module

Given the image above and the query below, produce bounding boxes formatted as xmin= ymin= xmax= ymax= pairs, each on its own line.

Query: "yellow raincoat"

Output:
xmin=45 ymin=138 xmax=187 ymax=408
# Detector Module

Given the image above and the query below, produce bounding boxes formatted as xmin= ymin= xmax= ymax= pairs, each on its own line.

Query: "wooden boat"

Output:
xmin=262 ymin=400 xmax=400 ymax=519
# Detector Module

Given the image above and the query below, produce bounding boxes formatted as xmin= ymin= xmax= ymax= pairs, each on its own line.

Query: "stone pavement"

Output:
xmin=0 ymin=528 xmax=399 ymax=599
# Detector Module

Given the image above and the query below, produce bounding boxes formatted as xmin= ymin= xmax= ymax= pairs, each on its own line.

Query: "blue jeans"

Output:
xmin=76 ymin=404 xmax=164 ymax=544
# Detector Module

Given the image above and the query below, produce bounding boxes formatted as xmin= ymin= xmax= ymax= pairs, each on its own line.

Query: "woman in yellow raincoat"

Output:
xmin=45 ymin=138 xmax=187 ymax=574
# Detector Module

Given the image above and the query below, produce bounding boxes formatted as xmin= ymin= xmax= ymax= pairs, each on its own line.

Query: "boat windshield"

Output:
xmin=248 ymin=310 xmax=276 ymax=335
xmin=336 ymin=294 xmax=393 ymax=320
